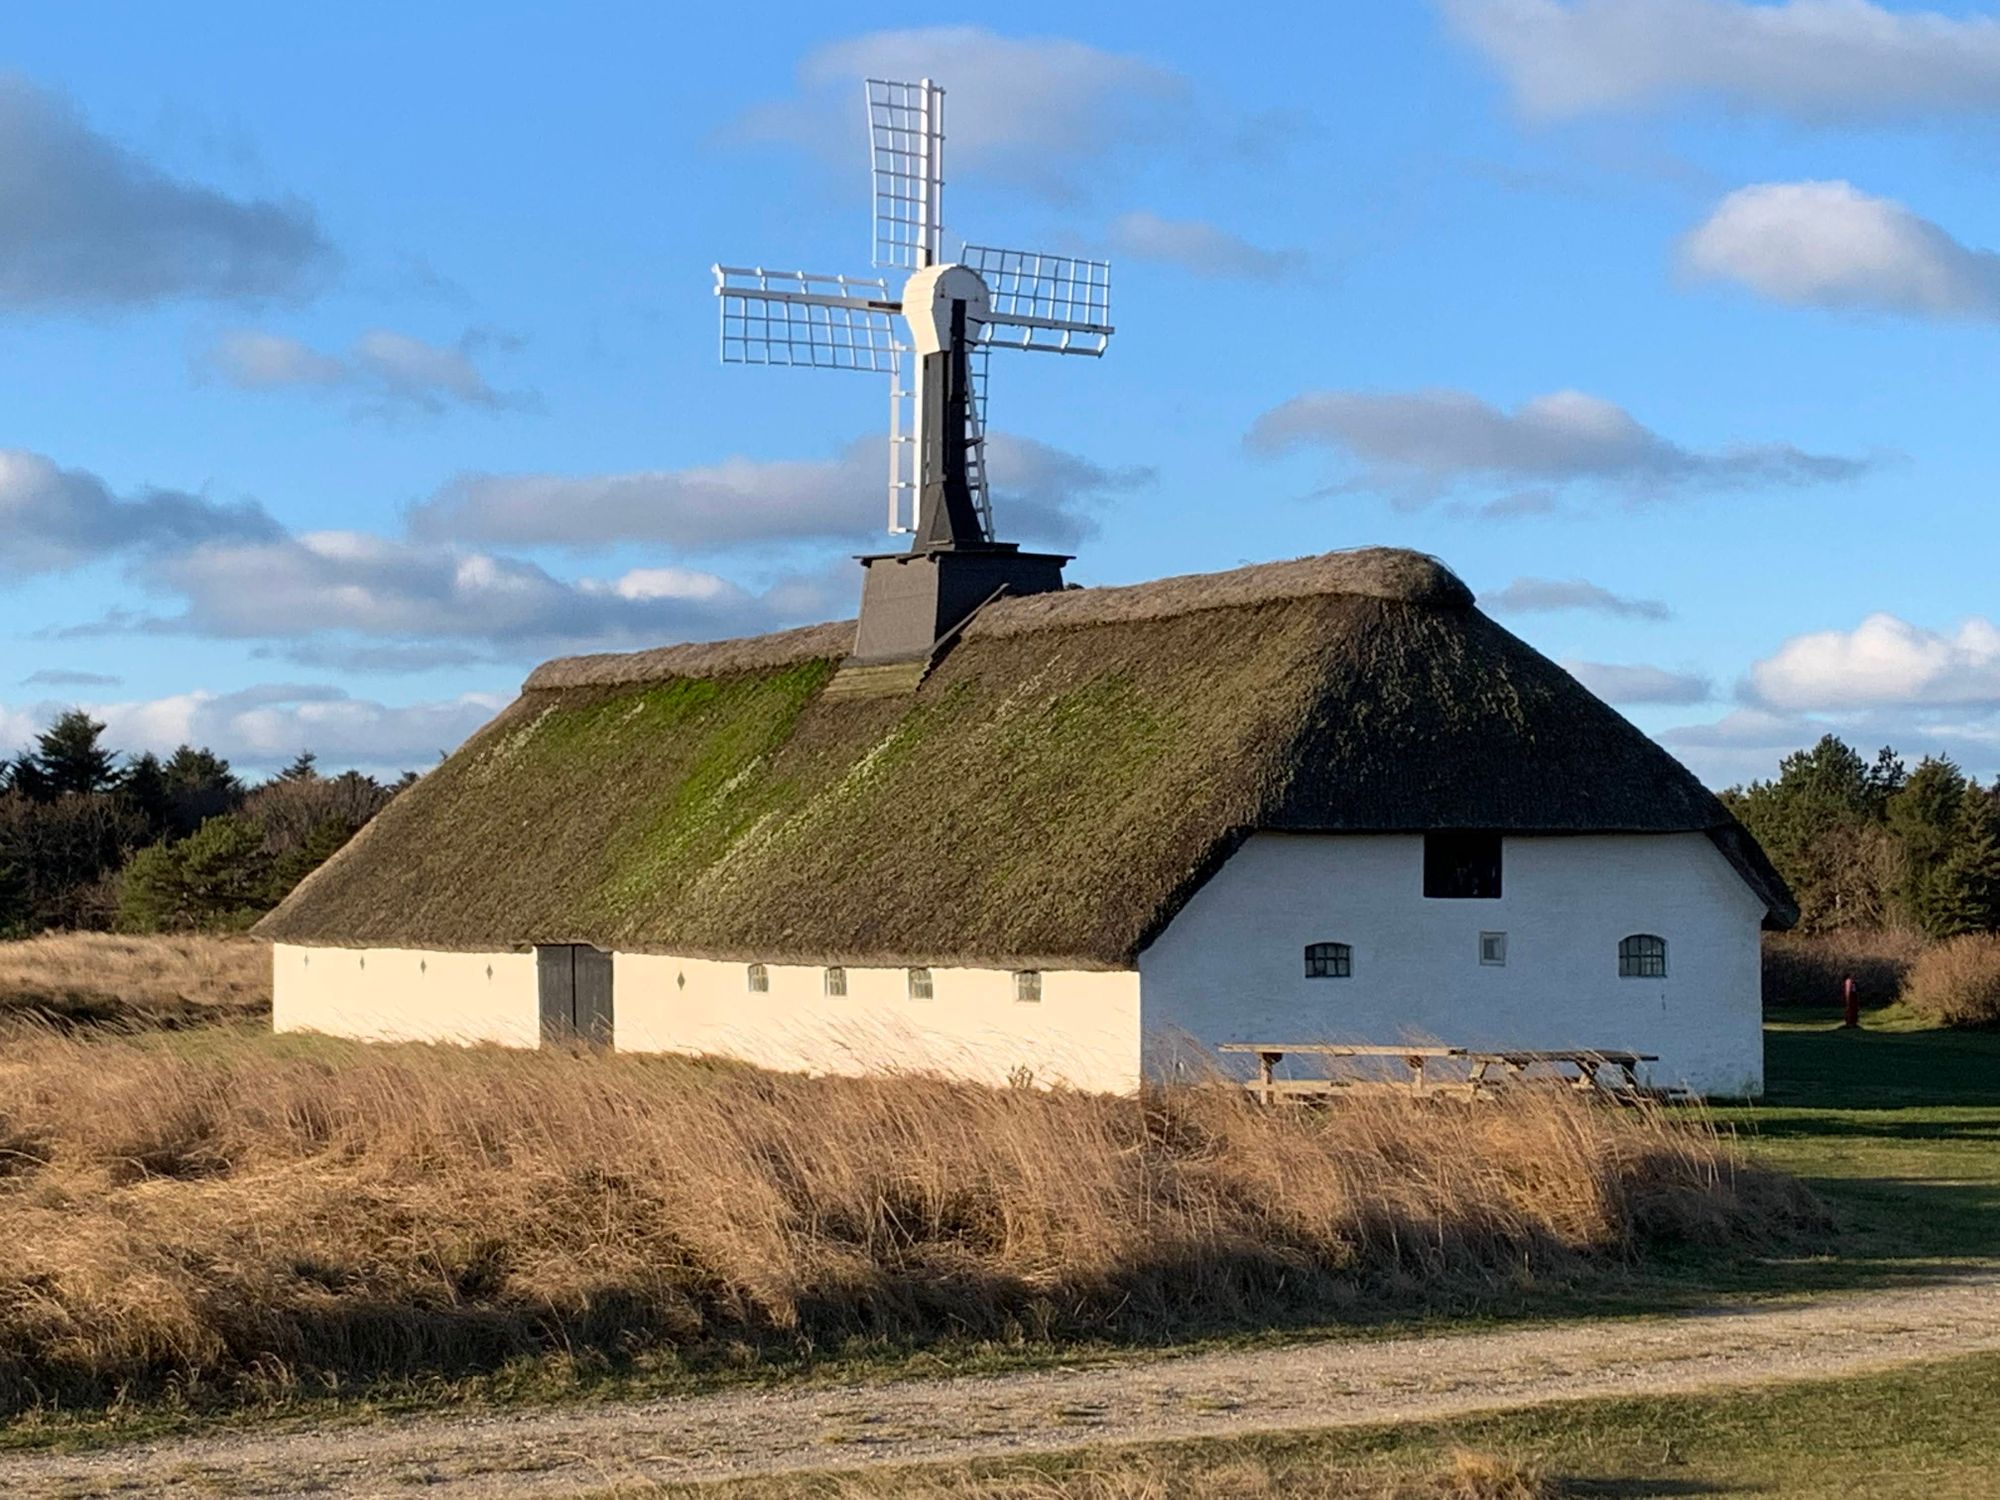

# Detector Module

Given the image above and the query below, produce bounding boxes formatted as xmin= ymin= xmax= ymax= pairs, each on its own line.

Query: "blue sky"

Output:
xmin=6 ymin=0 xmax=2000 ymax=784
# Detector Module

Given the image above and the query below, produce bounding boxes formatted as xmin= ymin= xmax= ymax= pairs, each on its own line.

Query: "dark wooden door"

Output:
xmin=574 ymin=945 xmax=614 ymax=1045
xmin=537 ymin=945 xmax=614 ymax=1046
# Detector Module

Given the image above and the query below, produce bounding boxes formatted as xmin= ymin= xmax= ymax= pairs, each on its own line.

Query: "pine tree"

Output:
xmin=162 ymin=745 xmax=243 ymax=837
xmin=32 ymin=710 xmax=118 ymax=796
xmin=120 ymin=752 xmax=173 ymax=840
xmin=276 ymin=749 xmax=319 ymax=782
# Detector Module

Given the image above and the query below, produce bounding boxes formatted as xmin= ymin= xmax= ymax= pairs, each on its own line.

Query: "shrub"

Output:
xmin=0 ymin=1033 xmax=1823 ymax=1412
xmin=1901 ymin=933 xmax=2000 ymax=1028
xmin=118 ymin=814 xmax=272 ymax=933
xmin=1762 ymin=929 xmax=1924 ymax=1010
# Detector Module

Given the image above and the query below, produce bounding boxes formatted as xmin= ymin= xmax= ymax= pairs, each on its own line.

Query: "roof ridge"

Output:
xmin=525 ymin=547 xmax=1470 ymax=692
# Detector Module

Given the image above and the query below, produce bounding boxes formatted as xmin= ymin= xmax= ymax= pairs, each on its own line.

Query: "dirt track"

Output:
xmin=9 ymin=1271 xmax=2000 ymax=1498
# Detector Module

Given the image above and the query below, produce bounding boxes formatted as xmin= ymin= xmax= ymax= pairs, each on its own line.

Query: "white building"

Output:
xmin=260 ymin=548 xmax=1794 ymax=1097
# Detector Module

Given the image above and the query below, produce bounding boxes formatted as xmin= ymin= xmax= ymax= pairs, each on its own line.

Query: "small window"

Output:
xmin=1014 ymin=970 xmax=1042 ymax=1003
xmin=1479 ymin=931 xmax=1508 ymax=966
xmin=1303 ymin=942 xmax=1352 ymax=978
xmin=1425 ymin=832 xmax=1503 ymax=899
xmin=824 ymin=966 xmax=847 ymax=997
xmin=908 ymin=966 xmax=933 ymax=1000
xmin=747 ymin=963 xmax=769 ymax=993
xmin=1619 ymin=934 xmax=1668 ymax=978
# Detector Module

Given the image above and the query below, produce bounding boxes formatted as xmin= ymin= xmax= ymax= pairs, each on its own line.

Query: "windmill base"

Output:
xmin=849 ymin=545 xmax=1070 ymax=665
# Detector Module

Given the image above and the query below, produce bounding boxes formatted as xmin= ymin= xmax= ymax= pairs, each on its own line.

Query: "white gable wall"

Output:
xmin=1137 ymin=832 xmax=1765 ymax=1097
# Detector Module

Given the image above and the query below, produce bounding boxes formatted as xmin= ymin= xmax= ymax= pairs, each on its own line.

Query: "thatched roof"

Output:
xmin=258 ymin=547 xmax=1795 ymax=964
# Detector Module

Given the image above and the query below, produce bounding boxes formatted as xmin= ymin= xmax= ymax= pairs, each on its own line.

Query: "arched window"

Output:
xmin=747 ymin=962 xmax=769 ymax=993
xmin=1618 ymin=934 xmax=1667 ymax=978
xmin=1304 ymin=941 xmax=1352 ymax=978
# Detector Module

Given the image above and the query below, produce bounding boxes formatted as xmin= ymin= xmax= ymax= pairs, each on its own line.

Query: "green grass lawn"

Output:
xmin=1714 ymin=1005 xmax=2000 ymax=1283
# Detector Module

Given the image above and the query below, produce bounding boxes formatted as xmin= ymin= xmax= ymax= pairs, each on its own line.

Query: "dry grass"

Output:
xmin=0 ymin=1031 xmax=1820 ymax=1414
xmin=723 ymin=1446 xmax=1555 ymax=1499
xmin=1901 ymin=933 xmax=2000 ymax=1028
xmin=0 ymin=933 xmax=268 ymax=1032
xmin=1761 ymin=928 xmax=1924 ymax=1010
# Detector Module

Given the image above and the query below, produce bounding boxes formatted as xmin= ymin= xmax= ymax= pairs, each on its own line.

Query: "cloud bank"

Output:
xmin=1683 ymin=181 xmax=2000 ymax=320
xmin=201 ymin=328 xmax=531 ymax=414
xmin=1247 ymin=387 xmax=1866 ymax=507
xmin=730 ymin=26 xmax=1188 ymax=201
xmin=410 ymin=432 xmax=1148 ymax=553
xmin=1485 ymin=576 xmax=1673 ymax=620
xmin=1107 ymin=212 xmax=1305 ymax=281
xmin=1445 ymin=0 xmax=2000 ymax=123
xmin=0 ymin=447 xmax=282 ymax=576
xmin=0 ymin=72 xmax=332 ymax=308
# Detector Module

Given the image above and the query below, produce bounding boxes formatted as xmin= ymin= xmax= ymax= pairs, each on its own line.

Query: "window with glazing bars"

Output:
xmin=1303 ymin=942 xmax=1352 ymax=978
xmin=823 ymin=966 xmax=847 ymax=997
xmin=747 ymin=963 xmax=768 ymax=993
xmin=1618 ymin=934 xmax=1667 ymax=978
xmin=907 ymin=967 xmax=933 ymax=1000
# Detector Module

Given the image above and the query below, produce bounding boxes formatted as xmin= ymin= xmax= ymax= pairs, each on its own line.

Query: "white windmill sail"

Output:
xmin=713 ymin=76 xmax=1115 ymax=544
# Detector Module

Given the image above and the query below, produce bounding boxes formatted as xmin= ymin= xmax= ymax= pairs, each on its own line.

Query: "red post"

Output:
xmin=1842 ymin=976 xmax=1860 ymax=1029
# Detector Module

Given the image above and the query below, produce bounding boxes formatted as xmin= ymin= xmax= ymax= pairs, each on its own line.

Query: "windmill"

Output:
xmin=713 ymin=77 xmax=1116 ymax=664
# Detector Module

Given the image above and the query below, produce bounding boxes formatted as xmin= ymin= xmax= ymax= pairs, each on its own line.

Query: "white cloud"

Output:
xmin=200 ymin=327 xmax=530 ymax=413
xmin=0 ymin=72 xmax=332 ymax=308
xmin=409 ymin=432 xmax=1147 ymax=552
xmin=1247 ymin=387 xmax=1867 ymax=506
xmin=1107 ymin=212 xmax=1305 ymax=281
xmin=1681 ymin=181 xmax=2000 ymax=319
xmin=1486 ymin=576 xmax=1672 ymax=619
xmin=730 ymin=27 xmax=1187 ymax=200
xmin=116 ymin=530 xmax=847 ymax=657
xmin=3 ymin=684 xmax=502 ymax=776
xmin=1444 ymin=0 xmax=2000 ymax=122
xmin=0 ymin=447 xmax=281 ymax=576
xmin=1747 ymin=612 xmax=2000 ymax=710
xmin=1564 ymin=659 xmax=1711 ymax=704
xmin=18 ymin=669 xmax=120 ymax=688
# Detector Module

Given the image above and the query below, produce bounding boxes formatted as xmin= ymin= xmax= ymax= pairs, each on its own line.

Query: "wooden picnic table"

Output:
xmin=1219 ymin=1043 xmax=1466 ymax=1099
xmin=1218 ymin=1043 xmax=1663 ymax=1102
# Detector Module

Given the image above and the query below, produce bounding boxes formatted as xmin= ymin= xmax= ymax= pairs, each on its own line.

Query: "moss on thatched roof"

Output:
xmin=258 ymin=547 xmax=1795 ymax=963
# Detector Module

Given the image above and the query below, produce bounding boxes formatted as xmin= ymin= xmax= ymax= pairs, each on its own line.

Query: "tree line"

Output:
xmin=1723 ymin=735 xmax=2000 ymax=937
xmin=0 ymin=709 xmax=409 ymax=936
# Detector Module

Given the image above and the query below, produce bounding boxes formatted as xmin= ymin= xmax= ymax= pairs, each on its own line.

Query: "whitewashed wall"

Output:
xmin=1137 ymin=832 xmax=1766 ymax=1097
xmin=615 ymin=955 xmax=1141 ymax=1093
xmin=271 ymin=943 xmax=539 ymax=1047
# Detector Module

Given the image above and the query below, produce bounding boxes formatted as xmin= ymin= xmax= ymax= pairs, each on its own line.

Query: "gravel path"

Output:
xmin=10 ymin=1272 xmax=2000 ymax=1498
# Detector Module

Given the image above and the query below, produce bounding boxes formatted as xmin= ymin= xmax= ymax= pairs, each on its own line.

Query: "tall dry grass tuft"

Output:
xmin=0 ymin=933 xmax=269 ymax=1032
xmin=1761 ymin=928 xmax=1923 ymax=1011
xmin=0 ymin=1032 xmax=1821 ymax=1412
xmin=1901 ymin=933 xmax=2000 ymax=1028
xmin=756 ymin=1446 xmax=1557 ymax=1498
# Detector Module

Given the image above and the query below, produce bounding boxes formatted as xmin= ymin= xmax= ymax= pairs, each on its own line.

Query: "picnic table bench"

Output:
xmin=1217 ymin=1043 xmax=1666 ymax=1103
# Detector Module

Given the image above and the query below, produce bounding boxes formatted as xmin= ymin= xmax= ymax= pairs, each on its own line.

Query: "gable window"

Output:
xmin=908 ymin=966 xmax=934 ymax=1000
xmin=1480 ymin=932 xmax=1508 ymax=966
xmin=823 ymin=966 xmax=847 ymax=997
xmin=1619 ymin=934 xmax=1668 ymax=978
xmin=747 ymin=963 xmax=769 ymax=993
xmin=1425 ymin=832 xmax=1503 ymax=899
xmin=1014 ymin=970 xmax=1042 ymax=1003
xmin=1303 ymin=942 xmax=1352 ymax=978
